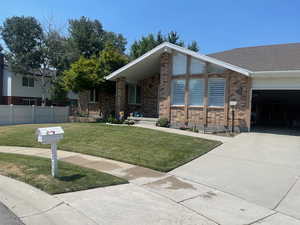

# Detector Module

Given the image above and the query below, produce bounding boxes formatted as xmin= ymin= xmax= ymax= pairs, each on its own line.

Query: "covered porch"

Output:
xmin=110 ymin=46 xmax=171 ymax=120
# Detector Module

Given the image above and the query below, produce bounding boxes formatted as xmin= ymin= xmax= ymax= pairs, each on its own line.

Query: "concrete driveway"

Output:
xmin=170 ymin=131 xmax=300 ymax=220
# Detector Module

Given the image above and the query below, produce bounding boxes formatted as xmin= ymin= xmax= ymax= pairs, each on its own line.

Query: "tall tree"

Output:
xmin=129 ymin=31 xmax=199 ymax=59
xmin=68 ymin=16 xmax=105 ymax=59
xmin=1 ymin=16 xmax=44 ymax=74
xmin=62 ymin=45 xmax=128 ymax=111
xmin=187 ymin=40 xmax=199 ymax=52
xmin=166 ymin=31 xmax=184 ymax=46
xmin=1 ymin=16 xmax=69 ymax=105
xmin=103 ymin=32 xmax=127 ymax=53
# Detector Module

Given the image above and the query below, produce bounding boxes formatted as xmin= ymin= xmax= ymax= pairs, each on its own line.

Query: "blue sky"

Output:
xmin=1 ymin=0 xmax=299 ymax=54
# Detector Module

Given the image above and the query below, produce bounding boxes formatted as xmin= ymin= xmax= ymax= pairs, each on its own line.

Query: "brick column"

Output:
xmin=115 ymin=77 xmax=126 ymax=118
xmin=159 ymin=52 xmax=171 ymax=119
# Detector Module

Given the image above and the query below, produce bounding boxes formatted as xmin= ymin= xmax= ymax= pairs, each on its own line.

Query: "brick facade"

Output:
xmin=159 ymin=52 xmax=171 ymax=119
xmin=105 ymin=51 xmax=251 ymax=131
xmin=78 ymin=90 xmax=115 ymax=118
xmin=158 ymin=52 xmax=251 ymax=132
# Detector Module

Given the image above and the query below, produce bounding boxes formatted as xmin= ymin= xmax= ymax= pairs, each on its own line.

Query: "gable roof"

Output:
xmin=105 ymin=42 xmax=251 ymax=81
xmin=209 ymin=43 xmax=300 ymax=72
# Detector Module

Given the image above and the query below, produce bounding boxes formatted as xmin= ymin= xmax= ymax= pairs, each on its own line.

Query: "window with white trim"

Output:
xmin=171 ymin=79 xmax=185 ymax=105
xmin=208 ymin=78 xmax=225 ymax=107
xmin=22 ymin=77 xmax=34 ymax=87
xmin=128 ymin=84 xmax=141 ymax=104
xmin=189 ymin=79 xmax=204 ymax=106
xmin=172 ymin=53 xmax=187 ymax=75
xmin=190 ymin=58 xmax=206 ymax=74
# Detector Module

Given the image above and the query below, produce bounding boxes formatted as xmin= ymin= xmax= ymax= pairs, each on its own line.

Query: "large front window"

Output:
xmin=128 ymin=84 xmax=141 ymax=104
xmin=190 ymin=58 xmax=206 ymax=74
xmin=189 ymin=79 xmax=204 ymax=106
xmin=172 ymin=53 xmax=187 ymax=75
xmin=208 ymin=78 xmax=225 ymax=106
xmin=171 ymin=79 xmax=185 ymax=105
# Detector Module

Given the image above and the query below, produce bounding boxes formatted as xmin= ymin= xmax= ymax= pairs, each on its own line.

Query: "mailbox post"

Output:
xmin=36 ymin=127 xmax=64 ymax=177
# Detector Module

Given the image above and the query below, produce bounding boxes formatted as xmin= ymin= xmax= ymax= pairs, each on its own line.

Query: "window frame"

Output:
xmin=171 ymin=79 xmax=186 ymax=106
xmin=172 ymin=52 xmax=187 ymax=76
xmin=128 ymin=84 xmax=141 ymax=105
xmin=207 ymin=78 xmax=226 ymax=107
xmin=22 ymin=76 xmax=34 ymax=88
xmin=188 ymin=78 xmax=205 ymax=106
xmin=190 ymin=58 xmax=206 ymax=75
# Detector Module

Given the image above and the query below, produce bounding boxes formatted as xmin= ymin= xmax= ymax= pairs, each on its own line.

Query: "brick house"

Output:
xmin=105 ymin=42 xmax=300 ymax=132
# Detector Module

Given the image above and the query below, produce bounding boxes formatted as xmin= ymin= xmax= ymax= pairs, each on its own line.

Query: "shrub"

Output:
xmin=106 ymin=115 xmax=123 ymax=124
xmin=156 ymin=117 xmax=169 ymax=127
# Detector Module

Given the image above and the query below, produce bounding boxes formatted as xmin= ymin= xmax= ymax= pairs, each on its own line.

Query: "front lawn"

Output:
xmin=0 ymin=153 xmax=127 ymax=194
xmin=0 ymin=123 xmax=221 ymax=172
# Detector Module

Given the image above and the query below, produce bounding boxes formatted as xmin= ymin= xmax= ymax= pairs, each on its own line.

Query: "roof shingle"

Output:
xmin=208 ymin=43 xmax=300 ymax=72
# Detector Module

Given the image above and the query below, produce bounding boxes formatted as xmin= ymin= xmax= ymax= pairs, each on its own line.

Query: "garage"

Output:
xmin=251 ymin=90 xmax=300 ymax=129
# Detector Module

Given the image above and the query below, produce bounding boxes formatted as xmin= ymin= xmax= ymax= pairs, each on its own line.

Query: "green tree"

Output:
xmin=63 ymin=46 xmax=128 ymax=111
xmin=63 ymin=56 xmax=101 ymax=92
xmin=68 ymin=16 xmax=105 ymax=59
xmin=129 ymin=31 xmax=199 ymax=59
xmin=187 ymin=40 xmax=199 ymax=52
xmin=103 ymin=32 xmax=127 ymax=53
xmin=1 ymin=16 xmax=43 ymax=74
xmin=166 ymin=31 xmax=184 ymax=46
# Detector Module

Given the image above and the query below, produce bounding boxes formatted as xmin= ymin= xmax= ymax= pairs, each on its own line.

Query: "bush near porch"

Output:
xmin=0 ymin=123 xmax=221 ymax=172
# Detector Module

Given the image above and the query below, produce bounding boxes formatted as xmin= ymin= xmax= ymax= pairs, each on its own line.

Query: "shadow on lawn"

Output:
xmin=57 ymin=174 xmax=85 ymax=182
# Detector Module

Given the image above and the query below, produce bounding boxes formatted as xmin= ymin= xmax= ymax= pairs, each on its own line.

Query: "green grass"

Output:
xmin=0 ymin=123 xmax=221 ymax=172
xmin=0 ymin=153 xmax=127 ymax=194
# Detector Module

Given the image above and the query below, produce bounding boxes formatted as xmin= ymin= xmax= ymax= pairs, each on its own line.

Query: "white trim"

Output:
xmin=167 ymin=43 xmax=252 ymax=76
xmin=105 ymin=42 xmax=251 ymax=81
xmin=252 ymin=70 xmax=300 ymax=74
xmin=105 ymin=43 xmax=168 ymax=80
xmin=252 ymin=87 xmax=300 ymax=90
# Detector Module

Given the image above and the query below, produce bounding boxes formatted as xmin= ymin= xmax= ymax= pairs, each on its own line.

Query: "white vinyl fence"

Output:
xmin=0 ymin=105 xmax=69 ymax=125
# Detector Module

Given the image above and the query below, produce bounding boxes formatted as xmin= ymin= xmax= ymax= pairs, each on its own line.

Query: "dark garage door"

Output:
xmin=251 ymin=90 xmax=300 ymax=128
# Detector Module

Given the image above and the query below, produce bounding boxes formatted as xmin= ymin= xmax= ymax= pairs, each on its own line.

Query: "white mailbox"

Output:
xmin=36 ymin=126 xmax=64 ymax=177
xmin=36 ymin=127 xmax=64 ymax=144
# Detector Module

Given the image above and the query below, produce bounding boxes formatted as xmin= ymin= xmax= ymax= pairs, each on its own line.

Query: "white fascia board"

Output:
xmin=251 ymin=70 xmax=300 ymax=78
xmin=105 ymin=43 xmax=168 ymax=81
xmin=164 ymin=42 xmax=252 ymax=76
xmin=105 ymin=42 xmax=252 ymax=81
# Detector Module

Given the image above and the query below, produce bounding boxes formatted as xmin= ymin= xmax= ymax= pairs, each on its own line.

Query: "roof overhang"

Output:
xmin=105 ymin=42 xmax=252 ymax=81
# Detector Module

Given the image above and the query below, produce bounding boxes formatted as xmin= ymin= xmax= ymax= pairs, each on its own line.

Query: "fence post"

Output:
xmin=32 ymin=105 xmax=36 ymax=123
xmin=9 ymin=104 xmax=14 ymax=125
xmin=51 ymin=105 xmax=55 ymax=123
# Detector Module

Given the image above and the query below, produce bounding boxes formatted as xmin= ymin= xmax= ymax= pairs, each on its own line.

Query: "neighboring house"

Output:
xmin=105 ymin=42 xmax=300 ymax=132
xmin=0 ymin=54 xmax=78 ymax=106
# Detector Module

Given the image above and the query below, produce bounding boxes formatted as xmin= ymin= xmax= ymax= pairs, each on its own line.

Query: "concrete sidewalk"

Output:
xmin=0 ymin=175 xmax=98 ymax=225
xmin=0 ymin=201 xmax=24 ymax=225
xmin=134 ymin=123 xmax=233 ymax=143
xmin=1 ymin=145 xmax=300 ymax=224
